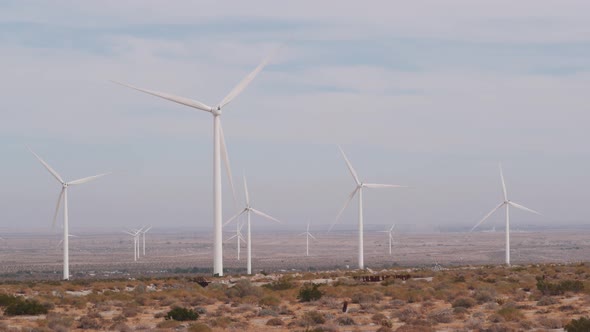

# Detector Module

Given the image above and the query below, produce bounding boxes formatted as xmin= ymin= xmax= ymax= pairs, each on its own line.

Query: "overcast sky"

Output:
xmin=1 ymin=1 xmax=589 ymax=233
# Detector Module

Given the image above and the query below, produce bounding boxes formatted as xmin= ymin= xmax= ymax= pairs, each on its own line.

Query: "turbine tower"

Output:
xmin=226 ymin=220 xmax=246 ymax=260
xmin=471 ymin=164 xmax=541 ymax=266
xmin=298 ymin=222 xmax=316 ymax=257
xmin=379 ymin=224 xmax=395 ymax=255
xmin=112 ymin=48 xmax=278 ymax=276
xmin=330 ymin=146 xmax=404 ymax=269
xmin=224 ymin=176 xmax=280 ymax=275
xmin=124 ymin=228 xmax=142 ymax=262
xmin=141 ymin=226 xmax=152 ymax=256
xmin=29 ymin=148 xmax=108 ymax=280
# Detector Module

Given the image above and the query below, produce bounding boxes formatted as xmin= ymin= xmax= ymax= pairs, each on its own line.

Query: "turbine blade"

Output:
xmin=309 ymin=233 xmax=317 ymax=240
xmin=243 ymin=175 xmax=250 ymax=206
xmin=297 ymin=232 xmax=307 ymax=236
xmin=225 ymin=234 xmax=238 ymax=242
xmin=218 ymin=47 xmax=280 ymax=109
xmin=111 ymin=81 xmax=213 ymax=113
xmin=251 ymin=208 xmax=281 ymax=223
xmin=28 ymin=147 xmax=64 ymax=184
xmin=68 ymin=172 xmax=110 ymax=185
xmin=470 ymin=202 xmax=505 ymax=232
xmin=123 ymin=231 xmax=135 ymax=236
xmin=219 ymin=121 xmax=237 ymax=207
xmin=390 ymin=224 xmax=395 ymax=232
xmin=223 ymin=209 xmax=247 ymax=227
xmin=499 ymin=164 xmax=508 ymax=201
xmin=509 ymin=202 xmax=542 ymax=215
xmin=338 ymin=146 xmax=360 ymax=185
xmin=329 ymin=187 xmax=359 ymax=232
xmin=363 ymin=183 xmax=406 ymax=189
xmin=52 ymin=188 xmax=65 ymax=229
xmin=144 ymin=226 xmax=153 ymax=233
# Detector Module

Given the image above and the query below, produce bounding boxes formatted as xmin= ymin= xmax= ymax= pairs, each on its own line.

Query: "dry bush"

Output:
xmin=46 ymin=313 xmax=74 ymax=330
xmin=109 ymin=322 xmax=133 ymax=332
xmin=465 ymin=317 xmax=483 ymax=330
xmin=496 ymin=305 xmax=523 ymax=321
xmin=427 ymin=308 xmax=453 ymax=324
xmin=225 ymin=280 xmax=263 ymax=299
xmin=537 ymin=316 xmax=563 ymax=329
xmin=78 ymin=315 xmax=102 ymax=329
xmin=395 ymin=321 xmax=434 ymax=332
xmin=372 ymin=312 xmax=388 ymax=323
xmin=156 ymin=320 xmax=181 ymax=329
xmin=122 ymin=305 xmax=141 ymax=317
xmin=474 ymin=287 xmax=496 ymax=304
xmin=266 ymin=318 xmax=284 ymax=326
xmin=336 ymin=315 xmax=355 ymax=325
xmin=537 ymin=296 xmax=558 ymax=306
xmin=395 ymin=307 xmax=420 ymax=322
xmin=259 ymin=295 xmax=280 ymax=307
xmin=452 ymin=297 xmax=475 ymax=308
xmin=376 ymin=327 xmax=393 ymax=332
xmin=258 ymin=308 xmax=278 ymax=317
xmin=188 ymin=322 xmax=213 ymax=332
xmin=303 ymin=310 xmax=326 ymax=325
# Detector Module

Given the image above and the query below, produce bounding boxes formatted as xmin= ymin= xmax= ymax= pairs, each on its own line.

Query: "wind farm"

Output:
xmin=1 ymin=1 xmax=590 ymax=331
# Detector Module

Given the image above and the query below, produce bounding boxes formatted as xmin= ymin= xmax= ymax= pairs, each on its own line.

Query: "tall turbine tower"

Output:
xmin=298 ymin=222 xmax=316 ymax=257
xmin=379 ymin=224 xmax=395 ymax=255
xmin=29 ymin=148 xmax=108 ymax=280
xmin=141 ymin=226 xmax=152 ymax=256
xmin=471 ymin=164 xmax=541 ymax=266
xmin=112 ymin=49 xmax=278 ymax=276
xmin=330 ymin=146 xmax=404 ymax=269
xmin=224 ymin=176 xmax=280 ymax=275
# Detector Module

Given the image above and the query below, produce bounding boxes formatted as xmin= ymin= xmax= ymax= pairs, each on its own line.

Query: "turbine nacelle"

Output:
xmin=212 ymin=106 xmax=222 ymax=116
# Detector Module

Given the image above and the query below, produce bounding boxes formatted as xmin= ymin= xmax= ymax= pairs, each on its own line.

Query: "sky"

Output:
xmin=0 ymin=1 xmax=589 ymax=233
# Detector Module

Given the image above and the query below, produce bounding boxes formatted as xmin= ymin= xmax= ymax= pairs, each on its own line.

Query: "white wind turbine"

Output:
xmin=29 ymin=148 xmax=108 ymax=280
xmin=379 ymin=224 xmax=395 ymax=255
xmin=225 ymin=220 xmax=246 ymax=260
xmin=123 ymin=228 xmax=142 ymax=262
xmin=298 ymin=222 xmax=316 ymax=257
xmin=56 ymin=234 xmax=78 ymax=248
xmin=224 ymin=176 xmax=280 ymax=275
xmin=141 ymin=226 xmax=152 ymax=256
xmin=470 ymin=164 xmax=541 ymax=266
xmin=330 ymin=146 xmax=405 ymax=269
xmin=112 ymin=48 xmax=279 ymax=276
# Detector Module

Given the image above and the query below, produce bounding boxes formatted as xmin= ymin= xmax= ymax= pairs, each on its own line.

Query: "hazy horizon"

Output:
xmin=1 ymin=1 xmax=589 ymax=233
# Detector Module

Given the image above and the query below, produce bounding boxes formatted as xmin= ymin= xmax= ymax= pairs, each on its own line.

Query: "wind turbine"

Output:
xmin=29 ymin=148 xmax=108 ymax=280
xmin=298 ymin=222 xmax=316 ymax=257
xmin=123 ymin=228 xmax=142 ymax=262
xmin=56 ymin=234 xmax=78 ymax=248
xmin=379 ymin=224 xmax=395 ymax=255
xmin=330 ymin=146 xmax=405 ymax=269
xmin=224 ymin=176 xmax=280 ymax=275
xmin=112 ymin=48 xmax=279 ymax=276
xmin=225 ymin=220 xmax=246 ymax=260
xmin=141 ymin=226 xmax=152 ymax=256
xmin=470 ymin=164 xmax=541 ymax=266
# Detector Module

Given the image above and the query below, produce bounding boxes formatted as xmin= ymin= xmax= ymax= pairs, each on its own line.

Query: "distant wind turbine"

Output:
xmin=470 ymin=164 xmax=541 ymax=266
xmin=56 ymin=234 xmax=78 ymax=248
xmin=29 ymin=147 xmax=109 ymax=280
xmin=141 ymin=226 xmax=152 ymax=256
xmin=378 ymin=224 xmax=395 ymax=255
xmin=112 ymin=47 xmax=280 ymax=276
xmin=225 ymin=220 xmax=246 ymax=260
xmin=124 ymin=227 xmax=143 ymax=261
xmin=224 ymin=176 xmax=280 ymax=275
xmin=298 ymin=222 xmax=316 ymax=257
xmin=330 ymin=146 xmax=405 ymax=269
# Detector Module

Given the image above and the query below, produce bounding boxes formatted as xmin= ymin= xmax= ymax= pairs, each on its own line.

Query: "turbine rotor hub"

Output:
xmin=212 ymin=106 xmax=222 ymax=116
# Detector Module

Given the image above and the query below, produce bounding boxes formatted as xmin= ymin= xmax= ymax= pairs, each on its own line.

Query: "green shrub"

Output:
xmin=566 ymin=317 xmax=590 ymax=332
xmin=4 ymin=299 xmax=49 ymax=316
xmin=225 ymin=280 xmax=263 ymax=299
xmin=536 ymin=277 xmax=584 ymax=295
xmin=496 ymin=306 xmax=523 ymax=321
xmin=165 ymin=307 xmax=199 ymax=321
xmin=303 ymin=310 xmax=325 ymax=325
xmin=0 ymin=294 xmax=20 ymax=307
xmin=297 ymin=283 xmax=323 ymax=302
xmin=263 ymin=276 xmax=295 ymax=290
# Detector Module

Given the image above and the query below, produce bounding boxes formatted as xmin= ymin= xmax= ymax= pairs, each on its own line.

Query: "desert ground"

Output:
xmin=0 ymin=230 xmax=589 ymax=331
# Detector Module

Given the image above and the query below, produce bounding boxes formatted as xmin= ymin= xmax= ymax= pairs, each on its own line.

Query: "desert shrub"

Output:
xmin=165 ymin=306 xmax=199 ymax=321
xmin=376 ymin=327 xmax=393 ymax=332
xmin=538 ymin=316 xmax=563 ymax=329
xmin=263 ymin=276 xmax=295 ymax=290
xmin=157 ymin=320 xmax=181 ymax=329
xmin=496 ymin=306 xmax=523 ymax=321
xmin=78 ymin=315 xmax=101 ymax=329
xmin=298 ymin=283 xmax=323 ymax=302
xmin=427 ymin=308 xmax=453 ymax=323
xmin=188 ymin=322 xmax=213 ymax=332
xmin=536 ymin=277 xmax=584 ymax=295
xmin=225 ymin=280 xmax=263 ymax=299
xmin=451 ymin=297 xmax=475 ymax=308
xmin=46 ymin=313 xmax=74 ymax=330
xmin=474 ymin=288 xmax=496 ymax=304
xmin=122 ymin=305 xmax=141 ymax=317
xmin=351 ymin=291 xmax=383 ymax=304
xmin=336 ymin=315 xmax=355 ymax=325
xmin=372 ymin=313 xmax=388 ymax=322
xmin=536 ymin=296 xmax=558 ymax=306
xmin=565 ymin=317 xmax=590 ymax=332
xmin=259 ymin=295 xmax=280 ymax=307
xmin=278 ymin=305 xmax=294 ymax=315
xmin=4 ymin=299 xmax=48 ymax=316
xmin=303 ymin=310 xmax=326 ymax=325
xmin=395 ymin=323 xmax=434 ymax=332
xmin=395 ymin=307 xmax=420 ymax=322
xmin=453 ymin=275 xmax=466 ymax=282
xmin=109 ymin=322 xmax=132 ymax=332
xmin=258 ymin=308 xmax=278 ymax=317
xmin=0 ymin=294 xmax=20 ymax=307
xmin=266 ymin=318 xmax=284 ymax=326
